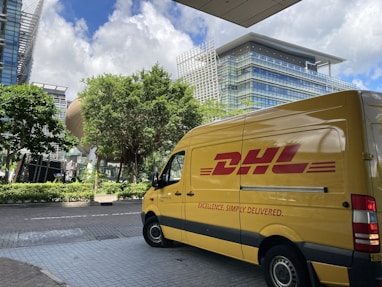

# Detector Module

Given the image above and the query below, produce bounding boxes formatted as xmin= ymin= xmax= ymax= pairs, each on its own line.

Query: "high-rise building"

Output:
xmin=0 ymin=0 xmax=43 ymax=85
xmin=177 ymin=40 xmax=220 ymax=104
xmin=32 ymin=82 xmax=69 ymax=161
xmin=177 ymin=32 xmax=357 ymax=111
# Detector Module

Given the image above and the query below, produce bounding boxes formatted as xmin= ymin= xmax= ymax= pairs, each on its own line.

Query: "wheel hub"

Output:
xmin=148 ymin=224 xmax=162 ymax=243
xmin=271 ymin=256 xmax=297 ymax=287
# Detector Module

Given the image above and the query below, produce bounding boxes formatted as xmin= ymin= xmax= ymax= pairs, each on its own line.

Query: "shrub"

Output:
xmin=117 ymin=182 xmax=150 ymax=199
xmin=0 ymin=182 xmax=93 ymax=203
xmin=0 ymin=181 xmax=149 ymax=204
xmin=98 ymin=182 xmax=124 ymax=194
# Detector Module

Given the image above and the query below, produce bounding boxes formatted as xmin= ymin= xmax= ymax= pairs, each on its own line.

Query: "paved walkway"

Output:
xmin=0 ymin=236 xmax=265 ymax=287
xmin=0 ymin=199 xmax=266 ymax=286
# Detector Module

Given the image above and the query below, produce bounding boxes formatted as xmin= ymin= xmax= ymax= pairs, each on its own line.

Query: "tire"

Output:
xmin=143 ymin=216 xmax=173 ymax=247
xmin=262 ymin=245 xmax=310 ymax=287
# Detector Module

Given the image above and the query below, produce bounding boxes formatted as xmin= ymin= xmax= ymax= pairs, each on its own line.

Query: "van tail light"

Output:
xmin=352 ymin=194 xmax=380 ymax=253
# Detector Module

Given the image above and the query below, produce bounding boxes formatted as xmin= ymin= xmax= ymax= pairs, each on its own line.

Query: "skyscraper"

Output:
xmin=32 ymin=82 xmax=69 ymax=160
xmin=177 ymin=32 xmax=357 ymax=112
xmin=177 ymin=40 xmax=219 ymax=104
xmin=0 ymin=0 xmax=43 ymax=85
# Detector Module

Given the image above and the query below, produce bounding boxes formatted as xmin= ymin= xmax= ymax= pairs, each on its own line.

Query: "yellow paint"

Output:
xmin=142 ymin=90 xmax=382 ymax=286
xmin=312 ymin=262 xmax=349 ymax=286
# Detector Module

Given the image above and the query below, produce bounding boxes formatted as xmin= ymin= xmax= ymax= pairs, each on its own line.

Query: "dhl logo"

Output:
xmin=200 ymin=144 xmax=336 ymax=176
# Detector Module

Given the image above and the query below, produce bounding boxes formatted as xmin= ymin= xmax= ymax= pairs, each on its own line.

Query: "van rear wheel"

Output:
xmin=263 ymin=245 xmax=310 ymax=287
xmin=143 ymin=216 xmax=173 ymax=247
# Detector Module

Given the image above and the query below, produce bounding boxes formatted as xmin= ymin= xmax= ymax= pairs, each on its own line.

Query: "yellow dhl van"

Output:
xmin=141 ymin=90 xmax=382 ymax=287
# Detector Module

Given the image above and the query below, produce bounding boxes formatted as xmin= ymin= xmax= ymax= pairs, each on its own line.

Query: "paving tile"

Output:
xmin=0 ymin=236 xmax=266 ymax=287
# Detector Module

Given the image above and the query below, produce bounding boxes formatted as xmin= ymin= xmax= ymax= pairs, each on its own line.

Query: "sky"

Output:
xmin=24 ymin=0 xmax=382 ymax=101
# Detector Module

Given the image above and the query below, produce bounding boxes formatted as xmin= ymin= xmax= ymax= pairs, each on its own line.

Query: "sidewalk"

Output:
xmin=0 ymin=195 xmax=126 ymax=287
xmin=0 ymin=257 xmax=69 ymax=287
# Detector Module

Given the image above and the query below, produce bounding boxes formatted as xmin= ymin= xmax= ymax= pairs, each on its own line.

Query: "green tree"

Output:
xmin=199 ymin=98 xmax=249 ymax=124
xmin=79 ymin=64 xmax=202 ymax=183
xmin=0 ymin=84 xmax=76 ymax=181
xmin=199 ymin=99 xmax=230 ymax=124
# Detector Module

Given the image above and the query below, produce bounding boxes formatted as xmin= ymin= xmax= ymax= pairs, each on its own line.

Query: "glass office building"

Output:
xmin=177 ymin=32 xmax=357 ymax=111
xmin=0 ymin=0 xmax=43 ymax=85
xmin=32 ymin=82 xmax=69 ymax=160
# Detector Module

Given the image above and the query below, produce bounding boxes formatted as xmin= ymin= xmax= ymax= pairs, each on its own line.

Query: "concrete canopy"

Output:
xmin=173 ymin=0 xmax=301 ymax=27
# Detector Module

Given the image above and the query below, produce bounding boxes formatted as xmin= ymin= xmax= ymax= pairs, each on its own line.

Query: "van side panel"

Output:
xmin=184 ymin=117 xmax=244 ymax=259
xmin=240 ymin=128 xmax=351 ymax=251
xmin=239 ymin=93 xmax=361 ymax=286
xmin=240 ymin=96 xmax=352 ymax=241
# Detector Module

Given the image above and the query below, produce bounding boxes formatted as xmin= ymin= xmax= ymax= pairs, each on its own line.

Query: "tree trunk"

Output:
xmin=132 ymin=153 xmax=138 ymax=184
xmin=4 ymin=149 xmax=12 ymax=183
xmin=116 ymin=160 xmax=123 ymax=182
xmin=94 ymin=156 xmax=100 ymax=195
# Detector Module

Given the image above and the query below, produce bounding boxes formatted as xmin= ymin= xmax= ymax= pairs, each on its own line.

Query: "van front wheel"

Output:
xmin=143 ymin=216 xmax=173 ymax=247
xmin=263 ymin=245 xmax=310 ymax=287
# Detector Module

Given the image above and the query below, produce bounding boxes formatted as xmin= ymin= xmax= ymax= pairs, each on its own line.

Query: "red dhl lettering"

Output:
xmin=200 ymin=144 xmax=336 ymax=176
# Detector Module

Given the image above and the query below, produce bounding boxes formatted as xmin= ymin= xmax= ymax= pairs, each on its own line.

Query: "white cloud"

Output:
xmin=352 ymin=79 xmax=369 ymax=90
xmin=372 ymin=67 xmax=382 ymax=81
xmin=251 ymin=0 xmax=382 ymax=85
xmin=91 ymin=1 xmax=192 ymax=75
xmin=29 ymin=0 xmax=194 ymax=100
xmin=29 ymin=0 xmax=92 ymax=100
xmin=29 ymin=0 xmax=382 ymax=100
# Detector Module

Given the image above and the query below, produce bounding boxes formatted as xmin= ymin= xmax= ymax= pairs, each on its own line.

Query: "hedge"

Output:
xmin=0 ymin=182 xmax=150 ymax=204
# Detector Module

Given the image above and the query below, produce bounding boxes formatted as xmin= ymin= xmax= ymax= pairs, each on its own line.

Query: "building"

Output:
xmin=0 ymin=0 xmax=43 ymax=85
xmin=32 ymin=82 xmax=69 ymax=161
xmin=177 ymin=40 xmax=220 ymax=104
xmin=177 ymin=32 xmax=357 ymax=111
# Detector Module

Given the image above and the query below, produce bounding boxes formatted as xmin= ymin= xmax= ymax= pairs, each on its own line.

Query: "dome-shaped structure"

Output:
xmin=65 ymin=99 xmax=117 ymax=161
xmin=65 ymin=98 xmax=84 ymax=139
xmin=65 ymin=99 xmax=90 ymax=154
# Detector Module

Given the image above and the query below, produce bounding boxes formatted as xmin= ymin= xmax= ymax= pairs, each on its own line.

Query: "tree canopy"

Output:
xmin=199 ymin=98 xmax=251 ymax=124
xmin=79 ymin=64 xmax=203 ymax=182
xmin=0 ymin=84 xmax=76 ymax=181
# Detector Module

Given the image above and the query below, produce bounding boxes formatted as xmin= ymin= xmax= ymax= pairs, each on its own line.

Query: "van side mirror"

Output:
xmin=152 ymin=171 xmax=159 ymax=188
xmin=152 ymin=171 xmax=166 ymax=189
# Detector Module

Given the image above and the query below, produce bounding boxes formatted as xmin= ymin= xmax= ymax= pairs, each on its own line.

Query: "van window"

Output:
xmin=160 ymin=151 xmax=185 ymax=186
xmin=371 ymin=124 xmax=382 ymax=181
xmin=372 ymin=124 xmax=382 ymax=162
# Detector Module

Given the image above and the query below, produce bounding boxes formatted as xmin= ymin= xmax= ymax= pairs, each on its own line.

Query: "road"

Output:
xmin=0 ymin=201 xmax=142 ymax=249
xmin=0 ymin=200 xmax=267 ymax=286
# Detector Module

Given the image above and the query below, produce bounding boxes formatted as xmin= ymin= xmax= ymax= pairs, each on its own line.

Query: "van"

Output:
xmin=141 ymin=90 xmax=382 ymax=287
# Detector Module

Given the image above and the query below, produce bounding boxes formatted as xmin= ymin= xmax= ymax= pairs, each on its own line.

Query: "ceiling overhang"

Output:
xmin=173 ymin=0 xmax=301 ymax=27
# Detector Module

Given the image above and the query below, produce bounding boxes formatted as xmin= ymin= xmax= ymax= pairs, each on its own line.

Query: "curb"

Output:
xmin=40 ymin=269 xmax=72 ymax=287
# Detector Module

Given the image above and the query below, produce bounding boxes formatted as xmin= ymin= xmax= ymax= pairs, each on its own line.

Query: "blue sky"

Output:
xmin=60 ymin=0 xmax=116 ymax=37
xmin=26 ymin=0 xmax=382 ymax=100
xmin=58 ymin=0 xmax=207 ymax=44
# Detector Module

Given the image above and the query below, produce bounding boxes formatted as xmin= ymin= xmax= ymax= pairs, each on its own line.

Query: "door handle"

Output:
xmin=187 ymin=191 xmax=194 ymax=197
xmin=175 ymin=191 xmax=182 ymax=196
